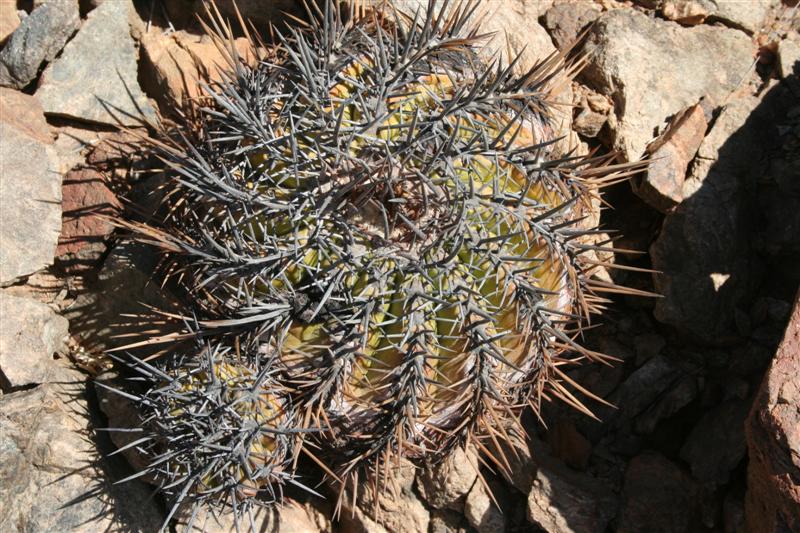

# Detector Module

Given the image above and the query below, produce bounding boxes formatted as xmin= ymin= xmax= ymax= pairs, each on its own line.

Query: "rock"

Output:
xmin=617 ymin=452 xmax=701 ymax=533
xmin=661 ymin=0 xmax=713 ymax=26
xmin=635 ymin=103 xmax=707 ymax=213
xmin=429 ymin=509 xmax=469 ymax=533
xmin=633 ymin=332 xmax=666 ymax=365
xmin=614 ymin=355 xmax=681 ymax=422
xmin=633 ymin=372 xmax=699 ymax=435
xmin=465 ymin=481 xmax=506 ymax=533
xmin=547 ymin=418 xmax=592 ymax=470
xmin=342 ymin=459 xmax=430 ymax=533
xmin=0 ymin=363 xmax=163 ymax=532
xmin=95 ymin=371 xmax=152 ymax=475
xmin=680 ymin=399 xmax=750 ymax=486
xmin=526 ymin=465 xmax=617 ymax=533
xmin=711 ymin=0 xmax=779 ymax=34
xmin=582 ymin=9 xmax=753 ymax=162
xmin=778 ymin=38 xmax=800 ymax=79
xmin=86 ymin=130 xmax=142 ymax=168
xmin=51 ymin=126 xmax=109 ymax=174
xmin=723 ymin=487 xmax=746 ymax=533
xmin=342 ymin=497 xmax=429 ymax=533
xmin=37 ymin=0 xmax=156 ymax=126
xmin=542 ymin=1 xmax=602 ymax=49
xmin=0 ymin=2 xmax=21 ymax=45
xmin=416 ymin=446 xmax=479 ymax=510
xmin=487 ymin=431 xmax=538 ymax=493
xmin=56 ymin=168 xmax=121 ymax=272
xmin=163 ymin=0 xmax=301 ymax=29
xmin=140 ymin=28 xmax=256 ymax=111
xmin=0 ymin=293 xmax=68 ymax=390
xmin=652 ymin=83 xmax=790 ymax=343
xmin=469 ymin=1 xmax=556 ymax=73
xmin=573 ymin=107 xmax=607 ymax=138
xmin=0 ymin=105 xmax=61 ymax=285
xmin=0 ymin=86 xmax=52 ymax=144
xmin=745 ymin=293 xmax=800 ymax=533
xmin=0 ymin=0 xmax=80 ymax=89
xmin=184 ymin=500 xmax=330 ymax=532
xmin=64 ymin=241 xmax=178 ymax=352
xmin=757 ymin=91 xmax=800 ymax=280
xmin=585 ymin=91 xmax=613 ymax=114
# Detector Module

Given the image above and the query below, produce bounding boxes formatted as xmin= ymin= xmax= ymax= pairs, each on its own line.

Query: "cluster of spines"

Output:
xmin=107 ymin=0 xmax=647 ymax=528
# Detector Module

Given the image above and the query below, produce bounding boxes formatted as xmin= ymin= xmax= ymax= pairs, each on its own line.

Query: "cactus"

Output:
xmin=113 ymin=0 xmax=642 ymax=526
xmin=104 ymin=342 xmax=302 ymax=528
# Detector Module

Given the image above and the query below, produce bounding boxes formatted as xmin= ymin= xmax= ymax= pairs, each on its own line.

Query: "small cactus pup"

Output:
xmin=101 ymin=341 xmax=304 ymax=529
xmin=119 ymin=0 xmax=645 ymax=521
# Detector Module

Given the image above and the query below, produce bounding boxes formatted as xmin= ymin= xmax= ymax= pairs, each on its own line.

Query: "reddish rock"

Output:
xmin=617 ymin=452 xmax=702 ymax=533
xmin=56 ymin=168 xmax=121 ymax=270
xmin=0 ymin=87 xmax=53 ymax=144
xmin=635 ymin=103 xmax=707 ymax=213
xmin=547 ymin=418 xmax=592 ymax=470
xmin=745 ymin=292 xmax=800 ymax=533
xmin=140 ymin=28 xmax=256 ymax=110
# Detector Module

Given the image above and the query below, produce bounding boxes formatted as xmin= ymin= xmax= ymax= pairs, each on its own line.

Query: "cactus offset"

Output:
xmin=112 ymin=0 xmax=643 ymax=525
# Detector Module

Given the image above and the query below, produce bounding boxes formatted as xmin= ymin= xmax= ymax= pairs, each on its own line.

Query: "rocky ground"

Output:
xmin=0 ymin=0 xmax=798 ymax=532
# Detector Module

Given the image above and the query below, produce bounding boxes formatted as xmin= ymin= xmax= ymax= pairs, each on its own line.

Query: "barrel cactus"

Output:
xmin=113 ymin=0 xmax=638 ymax=525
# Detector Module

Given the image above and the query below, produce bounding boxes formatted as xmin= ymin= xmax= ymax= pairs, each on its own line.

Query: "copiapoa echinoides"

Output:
xmin=104 ymin=0 xmax=647 ymax=528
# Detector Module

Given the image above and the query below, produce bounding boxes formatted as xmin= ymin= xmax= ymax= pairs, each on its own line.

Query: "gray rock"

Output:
xmin=542 ymin=1 xmax=602 ymax=49
xmin=710 ymin=0 xmax=778 ymax=34
xmin=429 ymin=509 xmax=469 ymax=533
xmin=182 ymin=500 xmax=330 ymax=532
xmin=0 ymin=363 xmax=163 ymax=532
xmin=661 ymin=1 xmax=778 ymax=34
xmin=0 ymin=293 xmax=68 ymax=390
xmin=652 ymin=84 xmax=791 ymax=343
xmin=614 ymin=355 xmax=681 ymax=422
xmin=36 ymin=0 xmax=155 ymax=126
xmin=617 ymin=452 xmax=701 ymax=533
xmin=416 ymin=446 xmax=479 ymax=510
xmin=465 ymin=481 xmax=506 ymax=533
xmin=0 ymin=123 xmax=61 ymax=285
xmin=64 ymin=241 xmax=178 ymax=353
xmin=342 ymin=458 xmax=430 ymax=533
xmin=0 ymin=0 xmax=80 ymax=89
xmin=527 ymin=465 xmax=617 ymax=533
xmin=681 ymin=400 xmax=750 ymax=486
xmin=582 ymin=9 xmax=752 ymax=162
xmin=95 ymin=371 xmax=152 ymax=476
xmin=487 ymin=431 xmax=538 ymax=493
xmin=633 ymin=373 xmax=699 ymax=434
xmin=757 ymin=87 xmax=800 ymax=284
